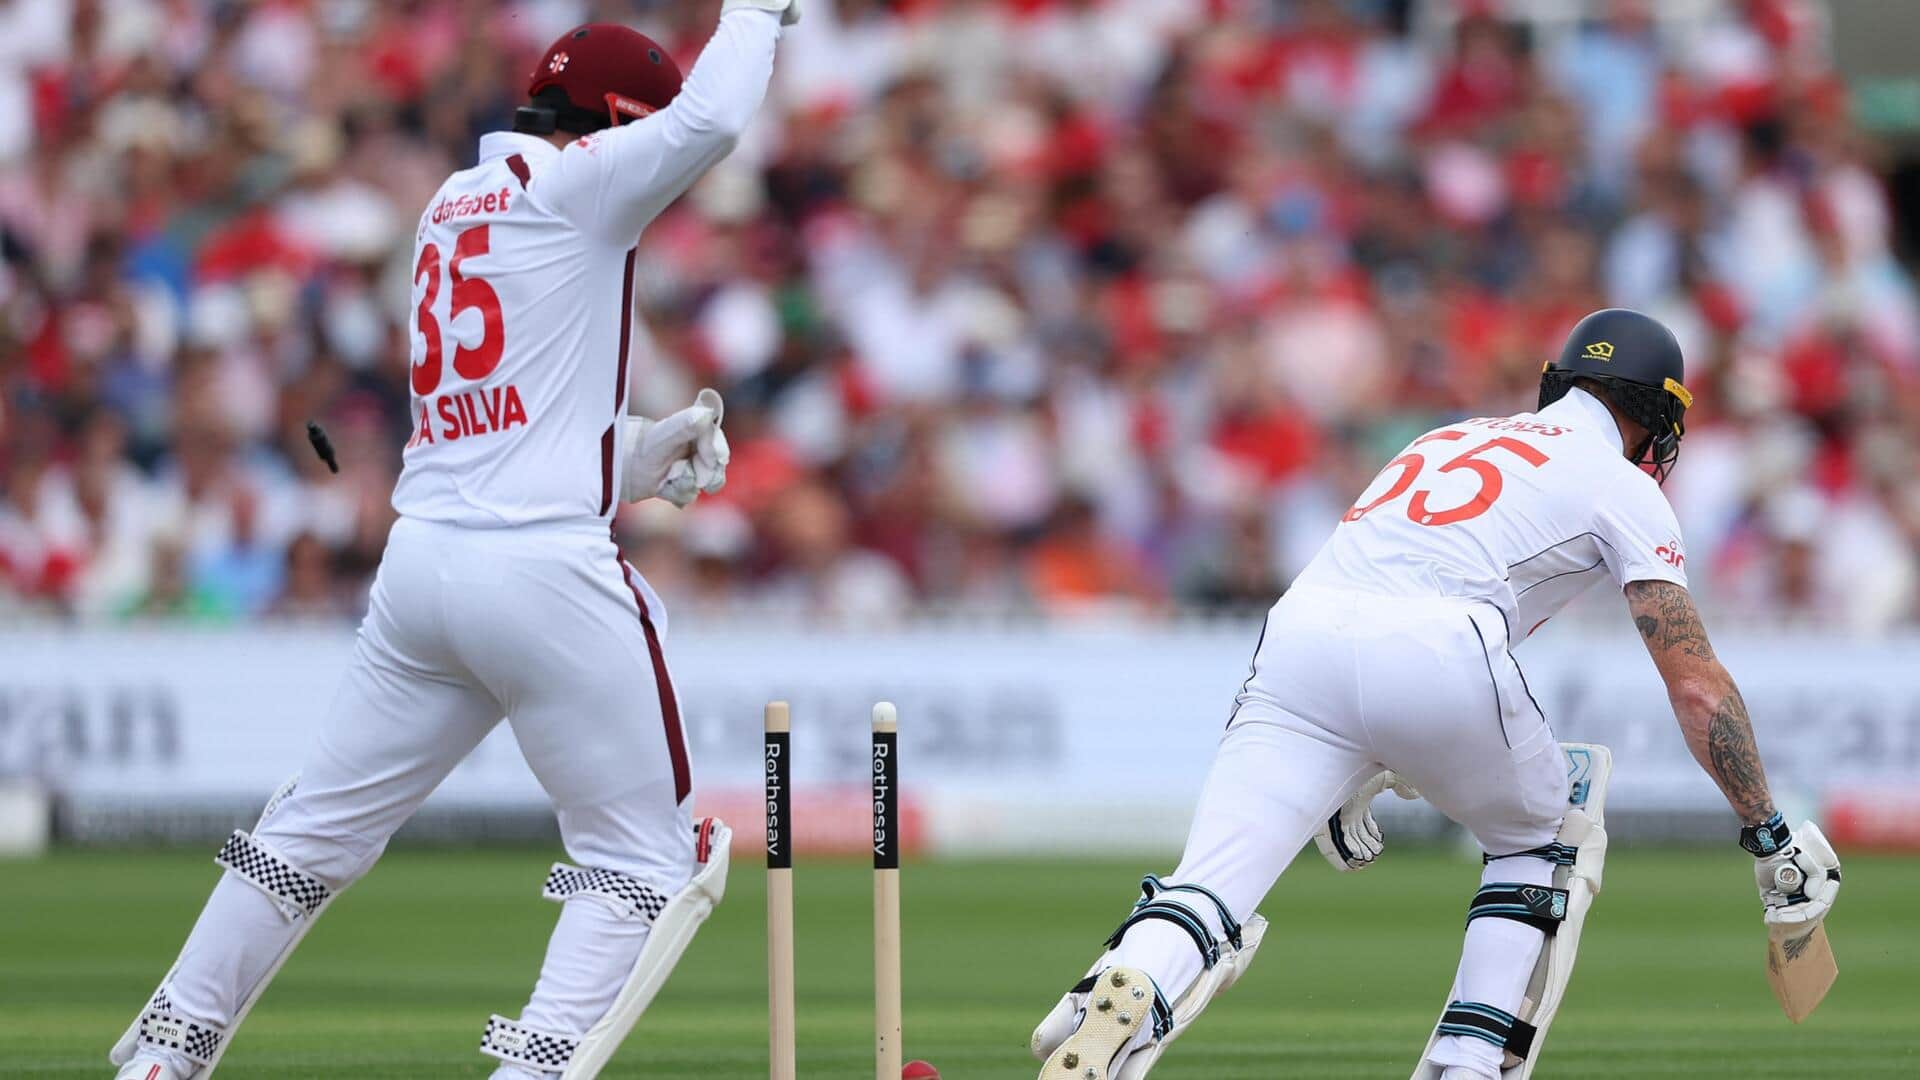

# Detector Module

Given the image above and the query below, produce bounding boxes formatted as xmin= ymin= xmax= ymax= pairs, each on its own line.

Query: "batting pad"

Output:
xmin=110 ymin=775 xmax=333 ymax=1077
xmin=1114 ymin=913 xmax=1268 ymax=1080
xmin=1033 ymin=876 xmax=1268 ymax=1080
xmin=117 ymin=986 xmax=226 ymax=1068
xmin=1411 ymin=743 xmax=1611 ymax=1080
xmin=556 ymin=816 xmax=732 ymax=1079
xmin=481 ymin=1014 xmax=581 ymax=1071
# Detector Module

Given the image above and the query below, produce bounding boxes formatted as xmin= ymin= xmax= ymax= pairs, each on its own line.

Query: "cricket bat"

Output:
xmin=1764 ymin=912 xmax=1837 ymax=1022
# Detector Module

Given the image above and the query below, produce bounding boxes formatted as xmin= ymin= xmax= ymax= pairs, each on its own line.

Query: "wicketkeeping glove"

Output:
xmin=621 ymin=388 xmax=730 ymax=508
xmin=1314 ymin=770 xmax=1421 ymax=872
xmin=721 ymin=0 xmax=801 ymax=27
xmin=1742 ymin=815 xmax=1842 ymax=928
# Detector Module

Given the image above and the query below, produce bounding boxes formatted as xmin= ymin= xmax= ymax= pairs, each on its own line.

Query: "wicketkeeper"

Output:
xmin=111 ymin=2 xmax=799 ymax=1077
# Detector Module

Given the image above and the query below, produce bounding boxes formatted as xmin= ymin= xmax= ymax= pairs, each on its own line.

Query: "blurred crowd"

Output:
xmin=4 ymin=0 xmax=1920 ymax=629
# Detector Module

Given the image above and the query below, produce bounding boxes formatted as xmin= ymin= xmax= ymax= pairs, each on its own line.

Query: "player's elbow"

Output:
xmin=668 ymin=100 xmax=751 ymax=148
xmin=688 ymin=114 xmax=748 ymax=146
xmin=664 ymin=119 xmax=743 ymax=165
xmin=1667 ymin=673 xmax=1728 ymax=735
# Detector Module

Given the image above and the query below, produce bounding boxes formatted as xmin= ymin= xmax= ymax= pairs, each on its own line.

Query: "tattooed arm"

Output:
xmin=1623 ymin=579 xmax=1777 ymax=824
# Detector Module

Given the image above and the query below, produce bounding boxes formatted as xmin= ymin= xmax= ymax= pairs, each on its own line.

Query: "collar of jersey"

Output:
xmin=1539 ymin=387 xmax=1625 ymax=454
xmin=477 ymin=130 xmax=561 ymax=166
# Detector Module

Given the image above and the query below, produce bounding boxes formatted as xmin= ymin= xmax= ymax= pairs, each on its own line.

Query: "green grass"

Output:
xmin=2 ymin=847 xmax=1914 ymax=1077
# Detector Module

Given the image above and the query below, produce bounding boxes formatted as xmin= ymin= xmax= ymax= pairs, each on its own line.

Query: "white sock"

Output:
xmin=1427 ymin=854 xmax=1555 ymax=1077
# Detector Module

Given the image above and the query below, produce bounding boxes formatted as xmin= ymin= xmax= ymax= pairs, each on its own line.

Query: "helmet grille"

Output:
xmin=1539 ymin=370 xmax=1688 ymax=482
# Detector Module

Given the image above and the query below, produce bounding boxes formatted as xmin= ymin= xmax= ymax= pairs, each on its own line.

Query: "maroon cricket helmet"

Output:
xmin=517 ymin=24 xmax=684 ymax=136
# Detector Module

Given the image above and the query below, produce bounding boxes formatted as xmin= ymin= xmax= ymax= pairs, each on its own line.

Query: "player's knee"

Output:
xmin=554 ymin=806 xmax=696 ymax=894
xmin=251 ymin=811 xmax=388 ymax=888
xmin=559 ymin=843 xmax=693 ymax=900
xmin=1482 ymin=852 xmax=1558 ymax=887
xmin=1468 ymin=809 xmax=1564 ymax=861
xmin=540 ymin=861 xmax=679 ymax=924
xmin=222 ymin=776 xmax=382 ymax=890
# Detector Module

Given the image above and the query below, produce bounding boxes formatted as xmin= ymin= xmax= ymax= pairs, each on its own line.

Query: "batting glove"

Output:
xmin=1743 ymin=815 xmax=1842 ymax=928
xmin=721 ymin=0 xmax=801 ymax=27
xmin=622 ymin=388 xmax=731 ymax=508
xmin=1314 ymin=770 xmax=1420 ymax=872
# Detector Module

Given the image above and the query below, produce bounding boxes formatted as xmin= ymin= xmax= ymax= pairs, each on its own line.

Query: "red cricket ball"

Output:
xmin=902 ymin=1061 xmax=941 ymax=1079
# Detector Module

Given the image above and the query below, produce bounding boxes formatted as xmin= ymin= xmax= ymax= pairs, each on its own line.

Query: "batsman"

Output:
xmin=109 ymin=2 xmax=800 ymax=1077
xmin=1032 ymin=309 xmax=1845 ymax=1079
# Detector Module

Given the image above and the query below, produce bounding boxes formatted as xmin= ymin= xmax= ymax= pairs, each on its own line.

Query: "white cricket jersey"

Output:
xmin=1291 ymin=388 xmax=1688 ymax=640
xmin=391 ymin=10 xmax=781 ymax=528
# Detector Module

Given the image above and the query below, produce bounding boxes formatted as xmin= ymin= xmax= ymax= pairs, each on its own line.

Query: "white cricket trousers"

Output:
xmin=1111 ymin=586 xmax=1569 ymax=1075
xmin=158 ymin=515 xmax=695 ymax=1058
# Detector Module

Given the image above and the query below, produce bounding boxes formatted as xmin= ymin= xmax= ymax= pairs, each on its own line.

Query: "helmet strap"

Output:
xmin=512 ymin=106 xmax=557 ymax=135
xmin=522 ymin=87 xmax=615 ymax=136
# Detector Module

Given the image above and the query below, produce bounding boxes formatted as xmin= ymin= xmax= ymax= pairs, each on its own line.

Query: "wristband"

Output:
xmin=1738 ymin=812 xmax=1790 ymax=857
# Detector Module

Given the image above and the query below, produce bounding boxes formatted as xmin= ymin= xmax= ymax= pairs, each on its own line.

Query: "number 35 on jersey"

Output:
xmin=406 ymin=222 xmax=528 ymax=448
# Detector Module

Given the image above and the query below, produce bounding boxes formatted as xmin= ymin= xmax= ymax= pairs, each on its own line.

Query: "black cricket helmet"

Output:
xmin=1539 ymin=308 xmax=1693 ymax=483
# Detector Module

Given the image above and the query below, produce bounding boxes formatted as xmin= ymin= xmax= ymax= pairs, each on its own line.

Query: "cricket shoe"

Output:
xmin=1033 ymin=912 xmax=1269 ymax=1079
xmin=1034 ymin=966 xmax=1159 ymax=1080
xmin=1110 ymin=914 xmax=1265 ymax=1079
xmin=113 ymin=1055 xmax=191 ymax=1080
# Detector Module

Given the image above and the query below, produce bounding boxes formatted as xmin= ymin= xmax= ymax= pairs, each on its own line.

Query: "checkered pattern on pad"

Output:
xmin=480 ymin=1014 xmax=578 ymax=1070
xmin=216 ymin=830 xmax=330 ymax=916
xmin=137 ymin=988 xmax=225 ymax=1065
xmin=542 ymin=862 xmax=671 ymax=922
